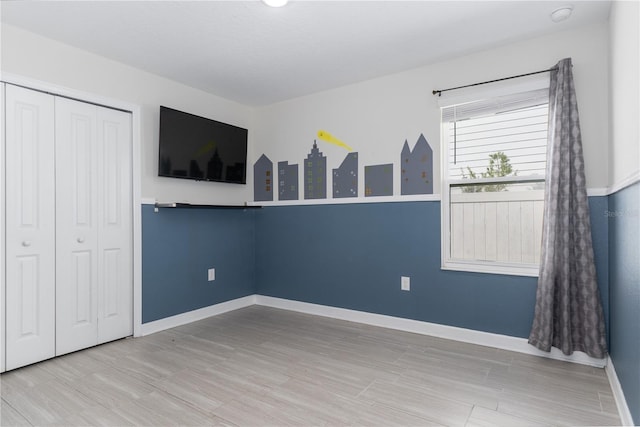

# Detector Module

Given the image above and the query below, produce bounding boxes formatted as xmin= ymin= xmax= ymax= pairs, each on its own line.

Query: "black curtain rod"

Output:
xmin=432 ymin=66 xmax=558 ymax=97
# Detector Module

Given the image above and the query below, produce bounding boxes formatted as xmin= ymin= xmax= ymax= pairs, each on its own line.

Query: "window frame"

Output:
xmin=439 ymin=82 xmax=549 ymax=278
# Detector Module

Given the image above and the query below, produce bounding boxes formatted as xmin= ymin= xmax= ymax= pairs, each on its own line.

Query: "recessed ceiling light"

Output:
xmin=262 ymin=0 xmax=289 ymax=7
xmin=550 ymin=6 xmax=573 ymax=23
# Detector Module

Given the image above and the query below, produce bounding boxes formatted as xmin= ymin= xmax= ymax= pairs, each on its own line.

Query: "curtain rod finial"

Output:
xmin=432 ymin=90 xmax=441 ymax=97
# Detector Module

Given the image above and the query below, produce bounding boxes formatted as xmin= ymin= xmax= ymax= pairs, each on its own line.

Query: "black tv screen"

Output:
xmin=158 ymin=106 xmax=248 ymax=184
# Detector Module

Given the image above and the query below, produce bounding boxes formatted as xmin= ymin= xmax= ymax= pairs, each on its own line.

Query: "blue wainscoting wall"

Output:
xmin=141 ymin=198 xmax=611 ymax=338
xmin=589 ymin=196 xmax=611 ymax=343
xmin=255 ymin=202 xmax=538 ymax=338
xmin=608 ymin=182 xmax=640 ymax=424
xmin=141 ymin=205 xmax=257 ymax=323
xmin=254 ymin=200 xmax=611 ymax=339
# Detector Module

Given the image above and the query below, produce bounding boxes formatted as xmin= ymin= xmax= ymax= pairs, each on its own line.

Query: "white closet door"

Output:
xmin=5 ymin=85 xmax=56 ymax=370
xmin=96 ymin=106 xmax=133 ymax=344
xmin=55 ymin=97 xmax=100 ymax=356
xmin=55 ymin=99 xmax=132 ymax=355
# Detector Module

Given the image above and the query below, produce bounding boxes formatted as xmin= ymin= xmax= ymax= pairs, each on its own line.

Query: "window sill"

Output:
xmin=442 ymin=260 xmax=539 ymax=278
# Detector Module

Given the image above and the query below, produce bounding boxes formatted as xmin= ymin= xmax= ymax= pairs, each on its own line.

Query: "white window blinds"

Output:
xmin=441 ymin=88 xmax=549 ymax=122
xmin=443 ymin=88 xmax=549 ymax=180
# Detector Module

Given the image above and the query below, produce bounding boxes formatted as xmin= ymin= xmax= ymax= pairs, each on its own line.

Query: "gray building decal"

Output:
xmin=278 ymin=161 xmax=299 ymax=201
xmin=365 ymin=164 xmax=393 ymax=197
xmin=333 ymin=152 xmax=358 ymax=198
xmin=253 ymin=154 xmax=273 ymax=201
xmin=304 ymin=141 xmax=327 ymax=200
xmin=401 ymin=133 xmax=433 ymax=195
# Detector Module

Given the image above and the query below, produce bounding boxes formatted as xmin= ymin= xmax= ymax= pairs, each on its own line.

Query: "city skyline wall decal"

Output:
xmin=253 ymin=133 xmax=433 ymax=202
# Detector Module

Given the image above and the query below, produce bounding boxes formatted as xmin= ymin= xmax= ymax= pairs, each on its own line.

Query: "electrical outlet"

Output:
xmin=208 ymin=268 xmax=215 ymax=281
xmin=401 ymin=276 xmax=410 ymax=291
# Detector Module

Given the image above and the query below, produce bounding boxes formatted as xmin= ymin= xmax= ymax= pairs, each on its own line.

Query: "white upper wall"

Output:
xmin=2 ymin=20 xmax=613 ymax=202
xmin=254 ymin=22 xmax=610 ymax=197
xmin=608 ymin=0 xmax=640 ymax=189
xmin=1 ymin=24 xmax=254 ymax=205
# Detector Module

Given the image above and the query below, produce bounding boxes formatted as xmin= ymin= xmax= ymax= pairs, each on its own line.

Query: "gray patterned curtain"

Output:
xmin=528 ymin=58 xmax=607 ymax=359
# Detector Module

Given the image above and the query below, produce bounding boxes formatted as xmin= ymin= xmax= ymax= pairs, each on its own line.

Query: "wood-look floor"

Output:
xmin=0 ymin=306 xmax=621 ymax=426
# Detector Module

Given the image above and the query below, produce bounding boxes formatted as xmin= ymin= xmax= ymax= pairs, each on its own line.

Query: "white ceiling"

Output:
xmin=1 ymin=1 xmax=611 ymax=106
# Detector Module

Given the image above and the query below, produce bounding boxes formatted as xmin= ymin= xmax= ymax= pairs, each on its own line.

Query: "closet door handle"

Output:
xmin=77 ymin=237 xmax=85 ymax=243
xmin=22 ymin=240 xmax=31 ymax=247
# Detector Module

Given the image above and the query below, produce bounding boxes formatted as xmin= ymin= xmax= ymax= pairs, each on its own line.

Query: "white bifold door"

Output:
xmin=54 ymin=97 xmax=133 ymax=356
xmin=4 ymin=84 xmax=133 ymax=370
xmin=4 ymin=85 xmax=56 ymax=370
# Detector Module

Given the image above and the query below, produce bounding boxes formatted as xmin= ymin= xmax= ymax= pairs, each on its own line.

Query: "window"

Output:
xmin=441 ymin=87 xmax=548 ymax=276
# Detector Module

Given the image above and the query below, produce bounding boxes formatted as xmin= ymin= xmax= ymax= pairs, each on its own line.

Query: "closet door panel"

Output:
xmin=97 ymin=107 xmax=133 ymax=344
xmin=55 ymin=97 xmax=99 ymax=356
xmin=5 ymin=85 xmax=56 ymax=370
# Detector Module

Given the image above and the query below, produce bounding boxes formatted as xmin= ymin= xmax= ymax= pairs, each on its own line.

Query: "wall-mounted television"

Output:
xmin=158 ymin=106 xmax=248 ymax=184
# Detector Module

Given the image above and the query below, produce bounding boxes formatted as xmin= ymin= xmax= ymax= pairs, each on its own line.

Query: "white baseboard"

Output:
xmin=254 ymin=295 xmax=607 ymax=368
xmin=606 ymin=356 xmax=635 ymax=426
xmin=138 ymin=295 xmax=256 ymax=336
xmin=139 ymin=295 xmax=608 ymax=369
